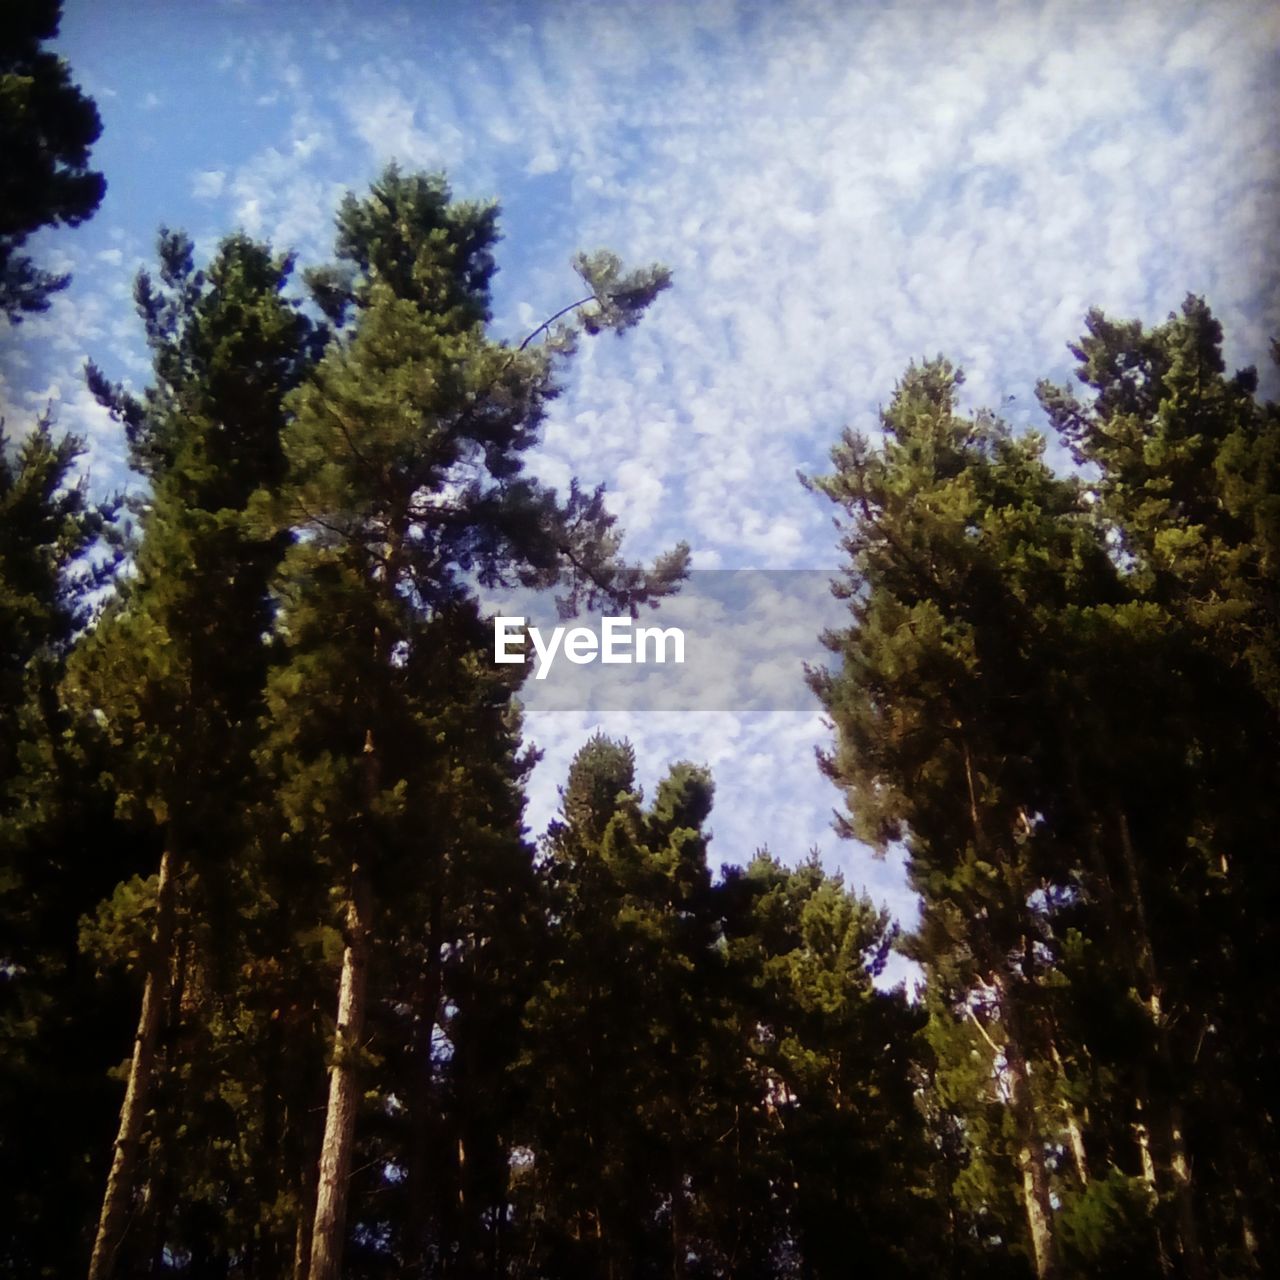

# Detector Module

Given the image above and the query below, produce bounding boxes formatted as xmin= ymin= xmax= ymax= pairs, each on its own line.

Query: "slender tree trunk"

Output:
xmin=1048 ymin=1036 xmax=1088 ymax=1185
xmin=407 ymin=887 xmax=445 ymax=1268
xmin=670 ymin=1145 xmax=688 ymax=1280
xmin=1067 ymin=757 xmax=1179 ymax=1276
xmin=1006 ymin=1035 xmax=1059 ymax=1280
xmin=88 ymin=847 xmax=178 ymax=1280
xmin=1062 ymin=1101 xmax=1089 ymax=1187
xmin=146 ymin=920 xmax=200 ymax=1277
xmin=1163 ymin=1095 xmax=1201 ymax=1280
xmin=1132 ymin=1090 xmax=1158 ymax=1191
xmin=963 ymin=740 xmax=1056 ymax=1278
xmin=457 ymin=1132 xmax=468 ymax=1223
xmin=308 ymin=861 xmax=373 ymax=1280
xmin=292 ymin=1154 xmax=316 ymax=1280
xmin=1116 ymin=811 xmax=1204 ymax=1280
xmin=1133 ymin=1076 xmax=1175 ymax=1277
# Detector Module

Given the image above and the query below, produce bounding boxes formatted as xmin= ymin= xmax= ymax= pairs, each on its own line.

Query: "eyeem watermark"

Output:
xmin=494 ymin=616 xmax=686 ymax=680
xmin=481 ymin=572 xmax=848 ymax=711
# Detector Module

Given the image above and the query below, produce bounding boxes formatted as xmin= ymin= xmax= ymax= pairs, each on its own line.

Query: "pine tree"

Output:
xmin=258 ymin=167 xmax=687 ymax=1280
xmin=0 ymin=0 xmax=105 ymax=319
xmin=72 ymin=229 xmax=317 ymax=1279
xmin=808 ymin=312 xmax=1280 ymax=1277
xmin=336 ymin=601 xmax=541 ymax=1277
xmin=516 ymin=737 xmax=939 ymax=1279
xmin=515 ymin=736 xmax=726 ymax=1277
xmin=1038 ymin=299 xmax=1280 ymax=1274
xmin=718 ymin=851 xmax=942 ymax=1279
xmin=0 ymin=420 xmax=131 ymax=1275
xmin=804 ymin=360 xmax=1119 ymax=1278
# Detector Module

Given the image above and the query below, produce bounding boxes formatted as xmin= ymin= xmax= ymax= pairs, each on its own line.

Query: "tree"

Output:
xmin=0 ymin=0 xmax=105 ymax=320
xmin=718 ymin=851 xmax=942 ymax=1279
xmin=808 ymin=307 xmax=1280 ymax=1278
xmin=258 ymin=167 xmax=687 ymax=1280
xmin=515 ymin=736 xmax=726 ymax=1277
xmin=73 ymin=229 xmax=318 ymax=1279
xmin=331 ymin=602 xmax=542 ymax=1278
xmin=515 ymin=737 xmax=940 ymax=1279
xmin=0 ymin=417 xmax=114 ymax=782
xmin=0 ymin=420 xmax=131 ymax=1276
xmin=1038 ymin=299 xmax=1280 ymax=1274
xmin=804 ymin=360 xmax=1119 ymax=1278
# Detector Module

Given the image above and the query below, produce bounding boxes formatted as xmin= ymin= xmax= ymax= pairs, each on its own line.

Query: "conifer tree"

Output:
xmin=0 ymin=421 xmax=130 ymax=1274
xmin=516 ymin=737 xmax=939 ymax=1279
xmin=717 ymin=851 xmax=942 ymax=1279
xmin=1038 ymin=299 xmax=1280 ymax=1274
xmin=515 ymin=736 xmax=725 ymax=1277
xmin=333 ymin=601 xmax=540 ymax=1277
xmin=804 ymin=361 xmax=1118 ymax=1278
xmin=0 ymin=0 xmax=105 ymax=319
xmin=73 ymin=229 xmax=317 ymax=1279
xmin=259 ymin=167 xmax=687 ymax=1280
xmin=809 ymin=311 xmax=1280 ymax=1278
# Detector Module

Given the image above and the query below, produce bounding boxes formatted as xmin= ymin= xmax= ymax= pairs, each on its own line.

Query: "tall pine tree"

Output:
xmin=73 ymin=229 xmax=318 ymax=1279
xmin=258 ymin=167 xmax=687 ymax=1280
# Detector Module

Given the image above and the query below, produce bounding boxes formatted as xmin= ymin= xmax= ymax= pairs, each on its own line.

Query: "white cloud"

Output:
xmin=526 ymin=149 xmax=559 ymax=176
xmin=192 ymin=169 xmax=227 ymax=199
xmin=10 ymin=0 xmax=1275 ymax=939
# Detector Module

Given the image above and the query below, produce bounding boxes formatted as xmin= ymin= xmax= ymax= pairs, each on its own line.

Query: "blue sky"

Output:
xmin=4 ymin=0 xmax=1278 ymax=978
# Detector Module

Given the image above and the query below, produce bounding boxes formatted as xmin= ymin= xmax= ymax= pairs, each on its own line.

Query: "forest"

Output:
xmin=2 ymin=4 xmax=1279 ymax=1278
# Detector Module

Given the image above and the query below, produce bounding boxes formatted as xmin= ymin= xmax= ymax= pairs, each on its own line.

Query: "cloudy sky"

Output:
xmin=4 ymin=0 xmax=1278 ymax=976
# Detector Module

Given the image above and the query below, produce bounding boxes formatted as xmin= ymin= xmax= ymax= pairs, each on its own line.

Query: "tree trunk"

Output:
xmin=1116 ymin=811 xmax=1204 ymax=1280
xmin=670 ymin=1145 xmax=688 ymax=1280
xmin=1062 ymin=1104 xmax=1088 ymax=1187
xmin=1007 ymin=1038 xmax=1060 ymax=1280
xmin=1132 ymin=1090 xmax=1158 ymax=1191
xmin=1048 ymin=1036 xmax=1088 ymax=1185
xmin=307 ymin=862 xmax=373 ymax=1280
xmin=88 ymin=847 xmax=178 ymax=1280
xmin=407 ymin=888 xmax=445 ymax=1269
xmin=1068 ymin=783 xmax=1170 ymax=1270
xmin=292 ymin=1154 xmax=316 ymax=1280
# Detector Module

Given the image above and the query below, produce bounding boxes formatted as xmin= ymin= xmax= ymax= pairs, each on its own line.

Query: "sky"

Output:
xmin=3 ymin=0 xmax=1279 ymax=982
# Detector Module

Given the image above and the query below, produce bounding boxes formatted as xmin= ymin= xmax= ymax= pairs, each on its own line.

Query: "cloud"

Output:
xmin=454 ymin=0 xmax=1280 ymax=575
xmin=526 ymin=149 xmax=559 ymax=176
xmin=10 ymin=0 xmax=1275 ymax=941
xmin=192 ymin=169 xmax=227 ymax=199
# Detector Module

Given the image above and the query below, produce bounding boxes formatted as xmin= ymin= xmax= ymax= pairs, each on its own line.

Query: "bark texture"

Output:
xmin=307 ymin=865 xmax=373 ymax=1280
xmin=88 ymin=847 xmax=178 ymax=1280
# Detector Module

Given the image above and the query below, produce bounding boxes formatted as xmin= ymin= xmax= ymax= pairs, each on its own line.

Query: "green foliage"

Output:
xmin=0 ymin=0 xmax=105 ymax=318
xmin=0 ymin=418 xmax=139 ymax=1275
xmin=6 ymin=127 xmax=1274 ymax=1280
xmin=511 ymin=737 xmax=940 ymax=1278
xmin=1057 ymin=1169 xmax=1160 ymax=1279
xmin=809 ymin=301 xmax=1280 ymax=1278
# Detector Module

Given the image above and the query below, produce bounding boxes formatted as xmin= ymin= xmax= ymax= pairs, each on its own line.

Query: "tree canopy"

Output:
xmin=0 ymin=72 xmax=1276 ymax=1273
xmin=0 ymin=0 xmax=105 ymax=320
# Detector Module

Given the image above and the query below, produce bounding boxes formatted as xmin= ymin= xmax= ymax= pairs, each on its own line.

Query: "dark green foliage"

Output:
xmin=1057 ymin=1170 xmax=1162 ymax=1279
xmin=0 ymin=419 xmax=115 ymax=773
xmin=0 ymin=421 xmax=138 ymax=1276
xmin=71 ymin=228 xmax=320 ymax=1277
xmin=513 ymin=737 xmax=941 ymax=1278
xmin=6 ymin=130 xmax=1275 ymax=1280
xmin=256 ymin=168 xmax=685 ymax=1280
xmin=809 ymin=300 xmax=1280 ymax=1279
xmin=0 ymin=0 xmax=105 ymax=318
